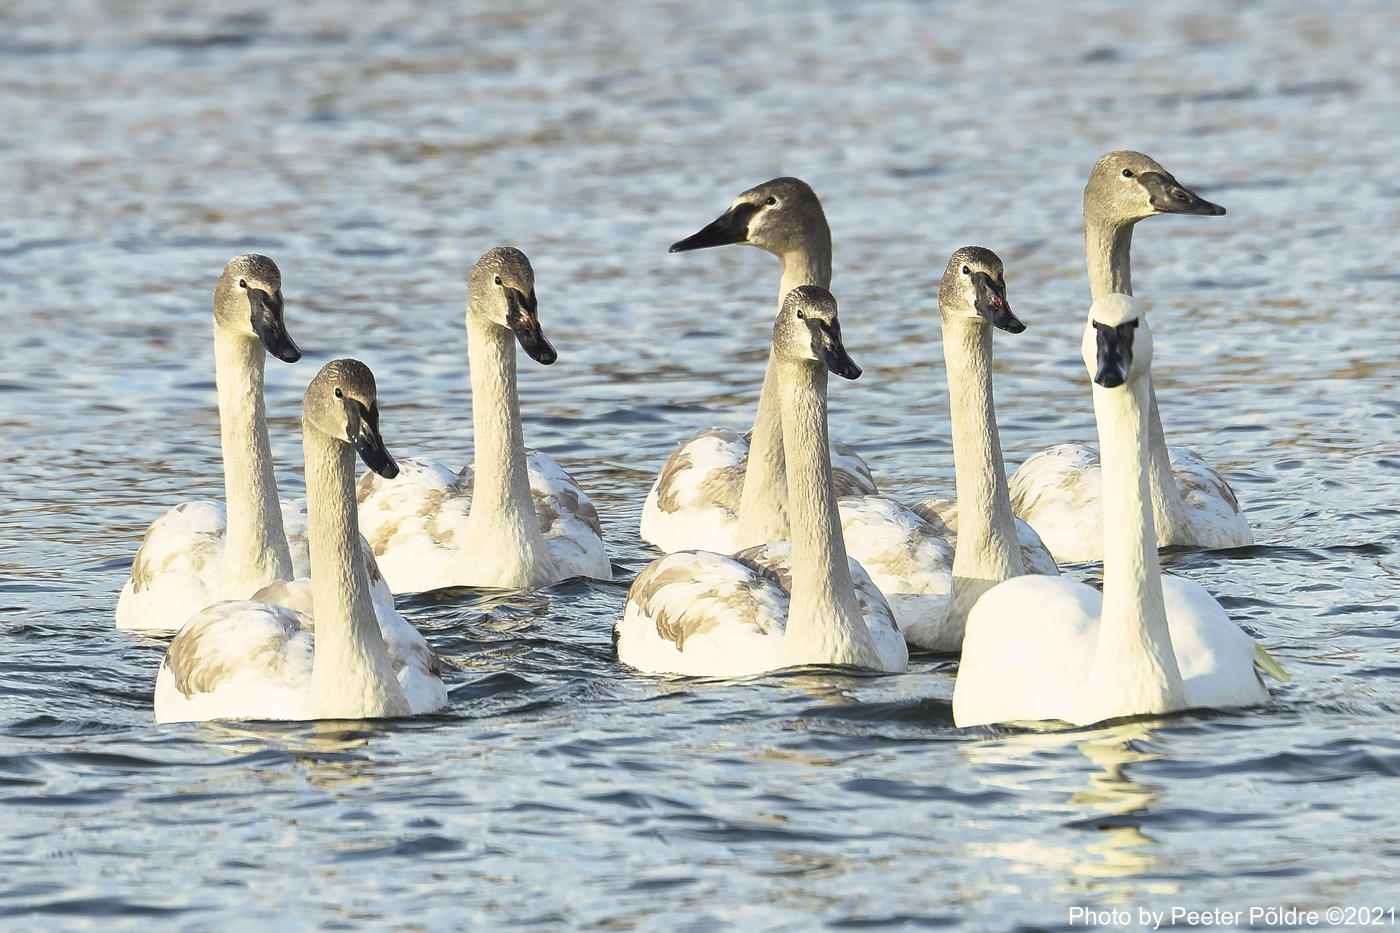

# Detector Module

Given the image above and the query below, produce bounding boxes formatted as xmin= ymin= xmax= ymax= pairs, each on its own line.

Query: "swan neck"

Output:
xmin=303 ymin=428 xmax=408 ymax=718
xmin=1086 ymin=375 xmax=1187 ymax=717
xmin=213 ymin=327 xmax=292 ymax=597
xmin=1084 ymin=208 xmax=1135 ymax=301
xmin=777 ymin=244 xmax=832 ymax=299
xmin=736 ymin=352 xmax=789 ymax=548
xmin=735 ymin=239 xmax=832 ymax=549
xmin=944 ymin=318 xmax=1022 ymax=622
xmin=463 ymin=313 xmax=552 ymax=584
xmin=776 ymin=356 xmax=879 ymax=668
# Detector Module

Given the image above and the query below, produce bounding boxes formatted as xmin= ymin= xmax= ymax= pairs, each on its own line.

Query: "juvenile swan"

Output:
xmin=953 ymin=296 xmax=1286 ymax=728
xmin=155 ymin=360 xmax=447 ymax=723
xmin=617 ymin=286 xmax=907 ymax=677
xmin=839 ymin=248 xmax=1058 ymax=653
xmin=356 ymin=247 xmax=610 ymax=592
xmin=1010 ymin=151 xmax=1251 ymax=562
xmin=640 ymin=178 xmax=877 ymax=554
xmin=116 ymin=254 xmax=302 ymax=632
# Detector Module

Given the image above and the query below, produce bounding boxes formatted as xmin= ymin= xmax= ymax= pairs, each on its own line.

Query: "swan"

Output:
xmin=155 ymin=359 xmax=448 ymax=723
xmin=617 ymin=286 xmax=907 ymax=677
xmin=838 ymin=248 xmax=1059 ymax=653
xmin=116 ymin=254 xmax=303 ymax=632
xmin=356 ymin=247 xmax=610 ymax=593
xmin=953 ymin=295 xmax=1287 ymax=728
xmin=1009 ymin=150 xmax=1252 ymax=562
xmin=115 ymin=255 xmax=402 ymax=633
xmin=640 ymin=177 xmax=877 ymax=554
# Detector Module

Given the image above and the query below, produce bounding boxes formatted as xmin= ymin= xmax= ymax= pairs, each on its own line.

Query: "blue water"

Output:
xmin=3 ymin=0 xmax=1399 ymax=928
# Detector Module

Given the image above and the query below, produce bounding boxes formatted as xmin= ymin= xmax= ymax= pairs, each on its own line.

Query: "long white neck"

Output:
xmin=776 ymin=355 xmax=881 ymax=669
xmin=943 ymin=317 xmax=1024 ymax=628
xmin=462 ymin=313 xmax=556 ymax=587
xmin=736 ymin=248 xmax=833 ymax=549
xmin=213 ymin=327 xmax=293 ymax=598
xmin=304 ymin=429 xmax=409 ymax=719
xmin=1084 ymin=208 xmax=1186 ymax=540
xmin=1080 ymin=371 xmax=1187 ymax=721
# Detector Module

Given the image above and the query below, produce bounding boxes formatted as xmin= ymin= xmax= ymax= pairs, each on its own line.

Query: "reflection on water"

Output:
xmin=2 ymin=0 xmax=1399 ymax=926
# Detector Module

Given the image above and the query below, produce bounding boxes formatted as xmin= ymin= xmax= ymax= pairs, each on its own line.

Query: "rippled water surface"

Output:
xmin=3 ymin=0 xmax=1399 ymax=929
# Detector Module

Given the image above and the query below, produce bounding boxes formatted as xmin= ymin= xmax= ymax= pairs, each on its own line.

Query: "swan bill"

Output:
xmin=971 ymin=271 xmax=1025 ymax=334
xmin=669 ymin=202 xmax=760 ymax=252
xmin=249 ymin=287 xmax=301 ymax=362
xmin=506 ymin=287 xmax=557 ymax=365
xmin=811 ymin=320 xmax=861 ymax=381
xmin=1140 ymin=171 xmax=1226 ymax=216
xmin=351 ymin=401 xmax=398 ymax=479
xmin=1093 ymin=320 xmax=1138 ymax=388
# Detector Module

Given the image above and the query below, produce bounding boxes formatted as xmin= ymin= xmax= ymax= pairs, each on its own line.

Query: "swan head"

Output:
xmin=1085 ymin=150 xmax=1226 ymax=225
xmin=670 ymin=177 xmax=828 ymax=258
xmin=774 ymin=285 xmax=861 ymax=380
xmin=1081 ymin=294 xmax=1151 ymax=390
xmin=939 ymin=246 xmax=1024 ymax=333
xmin=214 ymin=254 xmax=301 ymax=363
xmin=303 ymin=359 xmax=399 ymax=479
xmin=468 ymin=246 xmax=556 ymax=365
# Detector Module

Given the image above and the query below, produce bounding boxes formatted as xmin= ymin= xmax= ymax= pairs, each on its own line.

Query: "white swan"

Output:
xmin=116 ymin=254 xmax=303 ymax=632
xmin=356 ymin=247 xmax=610 ymax=593
xmin=1009 ymin=151 xmax=1252 ymax=562
xmin=115 ymin=255 xmax=401 ymax=633
xmin=640 ymin=177 xmax=877 ymax=554
xmin=838 ymin=248 xmax=1058 ymax=652
xmin=617 ymin=286 xmax=907 ymax=677
xmin=953 ymin=296 xmax=1286 ymax=728
xmin=155 ymin=360 xmax=447 ymax=723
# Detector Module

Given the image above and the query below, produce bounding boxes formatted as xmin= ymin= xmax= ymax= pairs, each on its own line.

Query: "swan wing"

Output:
xmin=830 ymin=440 xmax=878 ymax=497
xmin=639 ymin=427 xmax=747 ymax=553
xmin=116 ymin=500 xmax=227 ymax=632
xmin=734 ymin=540 xmax=908 ymax=671
xmin=1008 ymin=444 xmax=1105 ymax=564
xmin=616 ymin=549 xmax=789 ymax=676
xmin=1161 ymin=575 xmax=1271 ymax=709
xmin=840 ymin=496 xmax=955 ymax=651
xmin=154 ymin=599 xmax=314 ymax=723
xmin=525 ymin=449 xmax=611 ymax=581
xmin=953 ymin=575 xmax=1100 ymax=727
xmin=354 ymin=456 xmax=472 ymax=593
xmin=1167 ymin=446 xmax=1254 ymax=548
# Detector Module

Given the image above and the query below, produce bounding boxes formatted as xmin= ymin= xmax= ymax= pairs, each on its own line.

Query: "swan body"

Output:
xmin=1010 ymin=443 xmax=1247 ymax=563
xmin=356 ymin=247 xmax=610 ymax=592
xmin=618 ymin=286 xmax=907 ymax=677
xmin=156 ymin=360 xmax=447 ymax=723
xmin=117 ymin=254 xmax=303 ymax=632
xmin=954 ymin=296 xmax=1282 ymax=728
xmin=836 ymin=248 xmax=1057 ymax=652
xmin=641 ymin=177 xmax=877 ymax=555
xmin=1009 ymin=150 xmax=1251 ymax=561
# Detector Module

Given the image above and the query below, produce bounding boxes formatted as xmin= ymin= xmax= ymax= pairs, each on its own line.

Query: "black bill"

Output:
xmin=249 ymin=288 xmax=301 ymax=363
xmin=669 ymin=202 xmax=761 ymax=253
xmin=971 ymin=272 xmax=1025 ymax=334
xmin=1139 ymin=171 xmax=1226 ymax=216
xmin=1093 ymin=320 xmax=1139 ymax=389
xmin=506 ymin=287 xmax=556 ymax=365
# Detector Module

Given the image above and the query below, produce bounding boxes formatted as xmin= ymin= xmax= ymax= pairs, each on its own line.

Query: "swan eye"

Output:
xmin=334 ymin=387 xmax=343 ymax=399
xmin=795 ymin=309 xmax=806 ymax=321
xmin=765 ymin=196 xmax=777 ymax=206
xmin=1121 ymin=168 xmax=1134 ymax=178
xmin=961 ymin=265 xmax=970 ymax=275
xmin=494 ymin=275 xmax=503 ymax=287
xmin=238 ymin=278 xmax=247 ymax=289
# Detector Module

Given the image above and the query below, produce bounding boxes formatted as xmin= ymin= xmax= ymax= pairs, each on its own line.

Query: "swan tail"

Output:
xmin=1254 ymin=643 xmax=1291 ymax=682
